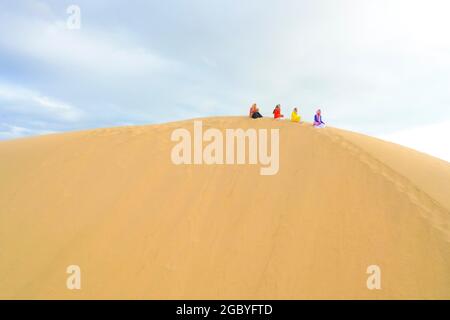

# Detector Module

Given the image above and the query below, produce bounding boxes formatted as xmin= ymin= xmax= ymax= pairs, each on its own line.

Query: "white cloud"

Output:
xmin=0 ymin=83 xmax=83 ymax=122
xmin=0 ymin=123 xmax=55 ymax=140
xmin=0 ymin=13 xmax=171 ymax=76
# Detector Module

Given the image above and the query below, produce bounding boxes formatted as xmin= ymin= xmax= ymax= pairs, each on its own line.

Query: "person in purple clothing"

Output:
xmin=313 ymin=109 xmax=325 ymax=128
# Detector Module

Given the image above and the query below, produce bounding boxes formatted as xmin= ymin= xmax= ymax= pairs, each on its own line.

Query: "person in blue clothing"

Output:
xmin=313 ymin=109 xmax=325 ymax=128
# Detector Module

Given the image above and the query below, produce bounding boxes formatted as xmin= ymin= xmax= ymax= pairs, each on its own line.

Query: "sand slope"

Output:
xmin=0 ymin=117 xmax=449 ymax=299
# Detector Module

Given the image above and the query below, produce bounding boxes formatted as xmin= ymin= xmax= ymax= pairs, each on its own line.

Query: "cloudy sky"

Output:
xmin=0 ymin=0 xmax=449 ymax=161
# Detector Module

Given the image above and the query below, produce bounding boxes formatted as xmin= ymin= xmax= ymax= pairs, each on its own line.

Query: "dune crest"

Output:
xmin=0 ymin=117 xmax=449 ymax=299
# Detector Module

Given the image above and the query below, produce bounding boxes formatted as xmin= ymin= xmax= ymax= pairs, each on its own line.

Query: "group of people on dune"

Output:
xmin=249 ymin=104 xmax=326 ymax=128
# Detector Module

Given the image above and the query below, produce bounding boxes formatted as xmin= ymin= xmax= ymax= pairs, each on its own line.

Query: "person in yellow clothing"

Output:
xmin=291 ymin=107 xmax=301 ymax=123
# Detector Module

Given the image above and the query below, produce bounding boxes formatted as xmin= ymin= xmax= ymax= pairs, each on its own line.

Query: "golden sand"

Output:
xmin=0 ymin=117 xmax=449 ymax=299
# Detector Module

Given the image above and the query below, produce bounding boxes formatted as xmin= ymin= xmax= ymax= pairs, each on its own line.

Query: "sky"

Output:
xmin=0 ymin=0 xmax=449 ymax=161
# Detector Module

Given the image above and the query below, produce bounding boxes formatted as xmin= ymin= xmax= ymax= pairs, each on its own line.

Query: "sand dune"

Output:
xmin=0 ymin=117 xmax=449 ymax=299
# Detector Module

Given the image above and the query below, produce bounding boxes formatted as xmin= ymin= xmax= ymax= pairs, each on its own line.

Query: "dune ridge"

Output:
xmin=316 ymin=128 xmax=450 ymax=243
xmin=0 ymin=116 xmax=449 ymax=299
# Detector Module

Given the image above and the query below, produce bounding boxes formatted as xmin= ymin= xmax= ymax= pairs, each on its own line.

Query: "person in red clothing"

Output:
xmin=273 ymin=104 xmax=284 ymax=119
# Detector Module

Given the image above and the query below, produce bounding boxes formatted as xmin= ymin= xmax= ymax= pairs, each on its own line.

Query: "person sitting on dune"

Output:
xmin=291 ymin=107 xmax=301 ymax=123
xmin=273 ymin=105 xmax=284 ymax=119
xmin=313 ymin=109 xmax=325 ymax=128
xmin=249 ymin=103 xmax=263 ymax=119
